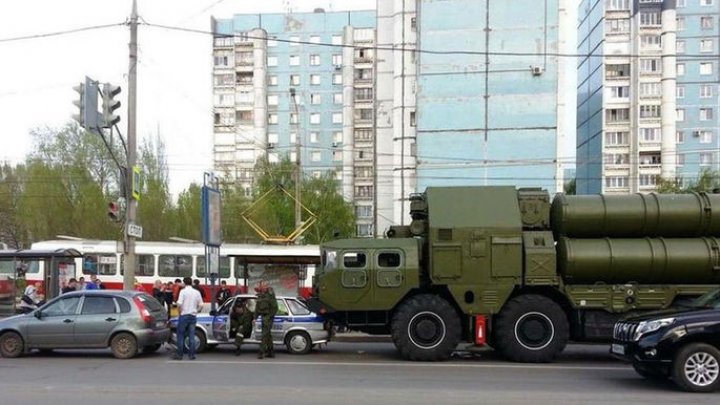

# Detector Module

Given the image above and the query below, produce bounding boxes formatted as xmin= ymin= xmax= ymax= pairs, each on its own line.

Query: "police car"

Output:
xmin=169 ymin=294 xmax=331 ymax=354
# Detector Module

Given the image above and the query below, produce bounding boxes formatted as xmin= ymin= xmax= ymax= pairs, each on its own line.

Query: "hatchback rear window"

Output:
xmin=116 ymin=297 xmax=131 ymax=313
xmin=136 ymin=294 xmax=164 ymax=311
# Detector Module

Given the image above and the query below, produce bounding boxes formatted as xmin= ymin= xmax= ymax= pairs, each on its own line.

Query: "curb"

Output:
xmin=333 ymin=333 xmax=392 ymax=343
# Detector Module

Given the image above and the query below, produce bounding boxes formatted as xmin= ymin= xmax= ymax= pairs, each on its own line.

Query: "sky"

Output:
xmin=0 ymin=0 xmax=577 ymax=196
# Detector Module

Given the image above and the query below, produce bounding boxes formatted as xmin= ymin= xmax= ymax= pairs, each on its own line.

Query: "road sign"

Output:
xmin=127 ymin=223 xmax=143 ymax=238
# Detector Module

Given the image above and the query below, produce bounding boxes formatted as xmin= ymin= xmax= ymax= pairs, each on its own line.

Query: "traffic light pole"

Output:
xmin=123 ymin=0 xmax=139 ymax=291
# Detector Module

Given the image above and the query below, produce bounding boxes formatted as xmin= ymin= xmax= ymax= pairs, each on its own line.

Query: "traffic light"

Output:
xmin=107 ymin=201 xmax=122 ymax=222
xmin=101 ymin=83 xmax=122 ymax=128
xmin=71 ymin=77 xmax=100 ymax=129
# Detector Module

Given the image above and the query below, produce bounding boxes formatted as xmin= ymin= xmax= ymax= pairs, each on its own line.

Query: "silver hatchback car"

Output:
xmin=0 ymin=290 xmax=169 ymax=359
xmin=170 ymin=294 xmax=331 ymax=354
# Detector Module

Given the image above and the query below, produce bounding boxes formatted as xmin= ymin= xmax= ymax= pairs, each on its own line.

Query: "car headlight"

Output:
xmin=633 ymin=318 xmax=675 ymax=341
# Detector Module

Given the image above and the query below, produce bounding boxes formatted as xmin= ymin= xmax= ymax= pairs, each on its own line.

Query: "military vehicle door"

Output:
xmin=374 ymin=250 xmax=404 ymax=302
xmin=337 ymin=251 xmax=372 ymax=304
xmin=212 ymin=297 xmax=235 ymax=341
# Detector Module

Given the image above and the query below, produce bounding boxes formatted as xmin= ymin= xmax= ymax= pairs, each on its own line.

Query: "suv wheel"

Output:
xmin=672 ymin=343 xmax=720 ymax=392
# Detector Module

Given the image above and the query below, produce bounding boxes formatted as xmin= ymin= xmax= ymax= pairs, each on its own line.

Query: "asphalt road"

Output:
xmin=0 ymin=342 xmax=717 ymax=404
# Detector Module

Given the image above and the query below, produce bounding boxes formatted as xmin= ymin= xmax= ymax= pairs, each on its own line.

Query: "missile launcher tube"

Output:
xmin=551 ymin=193 xmax=720 ymax=238
xmin=557 ymin=237 xmax=720 ymax=284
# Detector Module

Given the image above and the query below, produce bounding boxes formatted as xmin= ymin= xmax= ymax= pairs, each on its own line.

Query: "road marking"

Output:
xmin=166 ymin=359 xmax=629 ymax=371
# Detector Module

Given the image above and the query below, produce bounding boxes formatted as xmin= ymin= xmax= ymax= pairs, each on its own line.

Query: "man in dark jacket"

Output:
xmin=230 ymin=299 xmax=254 ymax=356
xmin=216 ymin=280 xmax=231 ymax=306
xmin=254 ymin=282 xmax=278 ymax=359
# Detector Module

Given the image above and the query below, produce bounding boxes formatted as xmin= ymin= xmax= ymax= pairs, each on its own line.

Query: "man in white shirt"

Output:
xmin=172 ymin=277 xmax=203 ymax=360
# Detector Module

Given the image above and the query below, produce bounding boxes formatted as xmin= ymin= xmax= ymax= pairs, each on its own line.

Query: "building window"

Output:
xmin=677 ymin=0 xmax=686 ymax=6
xmin=333 ymin=93 xmax=343 ymax=104
xmin=268 ymin=113 xmax=278 ymax=124
xmin=290 ymin=75 xmax=300 ymax=85
xmin=701 ymin=0 xmax=714 ymax=6
xmin=355 ymin=185 xmax=374 ymax=198
xmin=355 ymin=48 xmax=373 ymax=59
xmin=290 ymin=133 xmax=297 ymax=143
xmin=332 ymin=151 xmax=342 ymax=162
xmin=267 ymin=56 xmax=278 ymax=67
xmin=604 ymin=153 xmax=630 ymax=165
xmin=700 ymin=63 xmax=713 ymax=75
xmin=331 ymin=35 xmax=342 ymax=45
xmin=606 ymin=19 xmax=630 ymax=33
xmin=310 ymin=74 xmax=321 ymax=85
xmin=310 ymin=132 xmax=319 ymax=143
xmin=355 ymin=109 xmax=373 ymax=122
xmin=310 ymin=35 xmax=320 ymax=44
xmin=700 ymin=85 xmax=713 ymax=98
xmin=355 ymin=129 xmax=373 ymax=142
xmin=268 ymin=152 xmax=279 ymax=163
xmin=676 ymin=17 xmax=685 ymax=31
xmin=640 ymin=35 xmax=661 ymax=49
xmin=267 ymin=95 xmax=279 ymax=106
xmin=640 ymin=58 xmax=661 ymax=73
xmin=410 ymin=111 xmax=417 ymax=126
xmin=332 ymin=113 xmax=343 ymax=124
xmin=290 ymin=113 xmax=298 ymax=124
xmin=268 ymin=133 xmax=279 ymax=145
xmin=332 ymin=54 xmax=342 ymax=66
xmin=606 ymin=108 xmax=630 ymax=122
xmin=605 ymin=131 xmax=629 ymax=145
xmin=311 ymin=151 xmax=321 ymax=162
xmin=605 ymin=176 xmax=629 ymax=188
xmin=610 ymin=86 xmax=630 ymax=98
xmin=333 ymin=73 xmax=342 ymax=84
xmin=606 ymin=64 xmax=630 ymax=78
xmin=640 ymin=82 xmax=661 ymax=97
xmin=700 ymin=39 xmax=714 ymax=53
xmin=410 ymin=17 xmax=417 ymax=31
xmin=699 ymin=131 xmax=713 ymax=144
xmin=290 ymin=36 xmax=300 ymax=46
xmin=268 ymin=75 xmax=278 ymax=86
xmin=640 ymin=128 xmax=661 ymax=142
xmin=213 ymin=51 xmax=231 ymax=67
xmin=676 ymin=40 xmax=686 ymax=53
xmin=310 ymin=94 xmax=321 ymax=105
xmin=701 ymin=16 xmax=714 ymax=29
xmin=356 ymin=224 xmax=374 ymax=237
xmin=677 ymin=63 xmax=685 ymax=76
xmin=355 ymin=205 xmax=373 ymax=218
xmin=700 ymin=108 xmax=714 ymax=121
xmin=354 ymin=68 xmax=373 ymax=81
xmin=639 ymin=12 xmax=661 ymax=26
xmin=310 ymin=54 xmax=320 ymax=66
xmin=676 ymin=86 xmax=685 ymax=99
xmin=677 ymin=154 xmax=685 ymax=166
xmin=213 ymin=73 xmax=234 ymax=86
xmin=700 ymin=153 xmax=713 ymax=167
xmin=676 ymin=131 xmax=684 ymax=143
xmin=639 ymin=175 xmax=659 ymax=187
xmin=267 ymin=39 xmax=277 ymax=47
xmin=289 ymin=55 xmax=300 ymax=66
xmin=310 ymin=113 xmax=320 ymax=124
xmin=354 ymin=88 xmax=373 ymax=101
xmin=676 ymin=109 xmax=685 ymax=122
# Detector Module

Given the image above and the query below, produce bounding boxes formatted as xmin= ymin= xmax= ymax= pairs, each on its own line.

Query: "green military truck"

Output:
xmin=308 ymin=186 xmax=720 ymax=362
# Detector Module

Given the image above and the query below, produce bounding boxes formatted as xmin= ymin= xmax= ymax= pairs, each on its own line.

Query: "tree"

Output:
xmin=246 ymin=157 xmax=355 ymax=244
xmin=657 ymin=170 xmax=720 ymax=194
xmin=135 ymin=138 xmax=174 ymax=240
xmin=0 ymin=163 xmax=27 ymax=248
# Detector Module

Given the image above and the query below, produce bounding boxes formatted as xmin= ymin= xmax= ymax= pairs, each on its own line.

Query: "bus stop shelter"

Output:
xmin=228 ymin=252 xmax=321 ymax=298
xmin=0 ymin=248 xmax=82 ymax=316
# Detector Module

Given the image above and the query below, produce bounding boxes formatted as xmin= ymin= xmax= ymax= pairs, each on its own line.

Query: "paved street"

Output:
xmin=1 ymin=342 xmax=717 ymax=404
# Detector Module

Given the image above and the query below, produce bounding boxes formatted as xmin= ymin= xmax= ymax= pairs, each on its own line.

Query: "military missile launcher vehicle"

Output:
xmin=308 ymin=186 xmax=720 ymax=362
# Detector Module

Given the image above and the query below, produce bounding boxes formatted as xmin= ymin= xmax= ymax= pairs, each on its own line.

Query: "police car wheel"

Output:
xmin=286 ymin=331 xmax=312 ymax=355
xmin=183 ymin=329 xmax=207 ymax=353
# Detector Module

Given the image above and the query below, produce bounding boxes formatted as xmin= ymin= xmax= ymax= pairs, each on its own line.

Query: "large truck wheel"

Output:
xmin=391 ymin=294 xmax=461 ymax=361
xmin=493 ymin=294 xmax=569 ymax=363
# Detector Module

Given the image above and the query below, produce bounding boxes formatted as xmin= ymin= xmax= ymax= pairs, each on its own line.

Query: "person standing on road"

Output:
xmin=173 ymin=277 xmax=203 ymax=361
xmin=254 ymin=281 xmax=278 ymax=359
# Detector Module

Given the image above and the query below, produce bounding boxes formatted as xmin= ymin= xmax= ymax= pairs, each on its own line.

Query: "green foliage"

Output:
xmin=656 ymin=170 xmax=720 ymax=194
xmin=563 ymin=178 xmax=576 ymax=195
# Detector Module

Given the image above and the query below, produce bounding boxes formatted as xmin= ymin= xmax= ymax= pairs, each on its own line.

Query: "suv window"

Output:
xmin=81 ymin=296 xmax=117 ymax=315
xmin=43 ymin=296 xmax=81 ymax=317
xmin=287 ymin=299 xmax=311 ymax=316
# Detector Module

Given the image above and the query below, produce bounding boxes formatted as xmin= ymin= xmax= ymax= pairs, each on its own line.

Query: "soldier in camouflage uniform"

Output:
xmin=254 ymin=282 xmax=278 ymax=359
xmin=229 ymin=300 xmax=254 ymax=356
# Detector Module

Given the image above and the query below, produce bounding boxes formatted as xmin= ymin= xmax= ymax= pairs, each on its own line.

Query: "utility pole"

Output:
xmin=123 ymin=0 xmax=139 ymax=290
xmin=290 ymin=88 xmax=302 ymax=232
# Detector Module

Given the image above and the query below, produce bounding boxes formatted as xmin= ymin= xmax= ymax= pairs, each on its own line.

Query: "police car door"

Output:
xmin=211 ymin=297 xmax=234 ymax=342
xmin=273 ymin=298 xmax=290 ymax=342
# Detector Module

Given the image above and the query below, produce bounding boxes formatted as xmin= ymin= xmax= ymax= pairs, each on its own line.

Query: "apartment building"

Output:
xmin=577 ymin=0 xmax=677 ymax=194
xmin=676 ymin=0 xmax=720 ymax=183
xmin=210 ymin=10 xmax=377 ymax=236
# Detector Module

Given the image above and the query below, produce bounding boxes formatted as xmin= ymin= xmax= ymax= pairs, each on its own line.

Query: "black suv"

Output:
xmin=611 ymin=289 xmax=720 ymax=392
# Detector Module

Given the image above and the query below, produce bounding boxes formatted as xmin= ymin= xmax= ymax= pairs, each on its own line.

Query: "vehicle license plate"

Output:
xmin=611 ymin=343 xmax=625 ymax=355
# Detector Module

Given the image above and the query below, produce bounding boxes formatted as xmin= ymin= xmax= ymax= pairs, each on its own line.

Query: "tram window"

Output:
xmin=83 ymin=255 xmax=117 ymax=275
xmin=196 ymin=256 xmax=231 ymax=278
xmin=378 ymin=252 xmax=401 ymax=268
xmin=120 ymin=254 xmax=155 ymax=277
xmin=159 ymin=255 xmax=192 ymax=278
xmin=343 ymin=252 xmax=367 ymax=268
